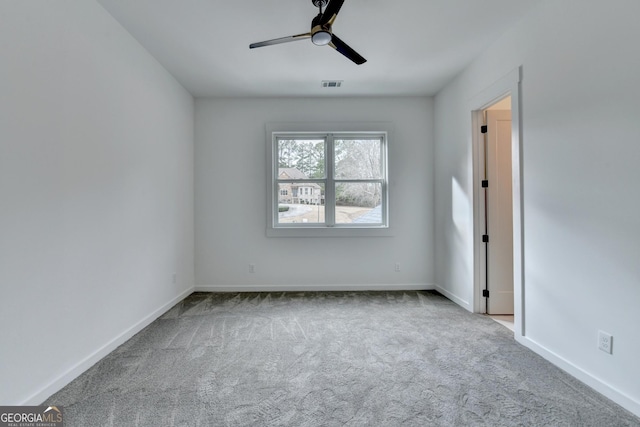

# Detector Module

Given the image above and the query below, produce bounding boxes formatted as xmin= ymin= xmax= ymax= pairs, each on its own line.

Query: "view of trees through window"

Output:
xmin=278 ymin=139 xmax=325 ymax=178
xmin=334 ymin=139 xmax=382 ymax=209
xmin=276 ymin=136 xmax=384 ymax=225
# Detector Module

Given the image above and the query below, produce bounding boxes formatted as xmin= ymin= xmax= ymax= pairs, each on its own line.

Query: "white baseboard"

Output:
xmin=519 ymin=335 xmax=640 ymax=418
xmin=22 ymin=287 xmax=194 ymax=405
xmin=194 ymin=283 xmax=435 ymax=293
xmin=434 ymin=284 xmax=471 ymax=311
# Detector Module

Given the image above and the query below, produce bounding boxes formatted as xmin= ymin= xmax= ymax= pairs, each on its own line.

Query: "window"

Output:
xmin=267 ymin=125 xmax=391 ymax=237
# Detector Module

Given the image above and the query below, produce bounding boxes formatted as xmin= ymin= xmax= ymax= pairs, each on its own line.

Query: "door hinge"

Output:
xmin=481 ymin=125 xmax=488 ymax=134
xmin=482 ymin=180 xmax=489 ymax=188
xmin=482 ymin=235 xmax=489 ymax=243
xmin=483 ymin=289 xmax=490 ymax=298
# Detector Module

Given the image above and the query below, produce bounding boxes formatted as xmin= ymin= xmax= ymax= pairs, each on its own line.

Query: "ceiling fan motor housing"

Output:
xmin=311 ymin=13 xmax=332 ymax=45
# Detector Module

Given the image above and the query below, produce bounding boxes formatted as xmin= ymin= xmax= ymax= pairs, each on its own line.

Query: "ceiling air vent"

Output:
xmin=321 ymin=80 xmax=343 ymax=88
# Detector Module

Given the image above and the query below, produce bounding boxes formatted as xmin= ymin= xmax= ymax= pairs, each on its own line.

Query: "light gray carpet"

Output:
xmin=46 ymin=291 xmax=640 ymax=426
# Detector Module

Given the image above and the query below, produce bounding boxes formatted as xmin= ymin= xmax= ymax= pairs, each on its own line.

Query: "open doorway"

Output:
xmin=483 ymin=97 xmax=515 ymax=331
xmin=470 ymin=67 xmax=524 ymax=338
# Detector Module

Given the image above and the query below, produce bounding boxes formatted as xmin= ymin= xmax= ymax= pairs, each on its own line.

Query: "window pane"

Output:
xmin=335 ymin=182 xmax=382 ymax=224
xmin=277 ymin=139 xmax=325 ymax=179
xmin=334 ymin=139 xmax=382 ymax=179
xmin=277 ymin=183 xmax=325 ymax=224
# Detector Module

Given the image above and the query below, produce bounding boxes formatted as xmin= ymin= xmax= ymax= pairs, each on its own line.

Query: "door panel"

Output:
xmin=486 ymin=110 xmax=513 ymax=315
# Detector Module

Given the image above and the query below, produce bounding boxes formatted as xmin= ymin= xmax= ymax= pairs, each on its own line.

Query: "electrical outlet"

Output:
xmin=394 ymin=262 xmax=400 ymax=272
xmin=598 ymin=330 xmax=613 ymax=354
xmin=249 ymin=264 xmax=255 ymax=274
xmin=172 ymin=273 xmax=177 ymax=284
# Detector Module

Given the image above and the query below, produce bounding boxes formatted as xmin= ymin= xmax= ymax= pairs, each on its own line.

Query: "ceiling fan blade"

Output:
xmin=329 ymin=34 xmax=366 ymax=65
xmin=320 ymin=0 xmax=345 ymax=26
xmin=250 ymin=33 xmax=311 ymax=49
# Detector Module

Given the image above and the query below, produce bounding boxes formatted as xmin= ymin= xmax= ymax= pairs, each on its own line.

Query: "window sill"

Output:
xmin=266 ymin=226 xmax=394 ymax=238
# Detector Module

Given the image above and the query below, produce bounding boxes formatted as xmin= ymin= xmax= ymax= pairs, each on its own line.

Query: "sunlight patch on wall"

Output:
xmin=452 ymin=177 xmax=470 ymax=237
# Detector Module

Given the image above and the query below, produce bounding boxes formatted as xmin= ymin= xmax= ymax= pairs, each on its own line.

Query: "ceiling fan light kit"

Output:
xmin=311 ymin=31 xmax=332 ymax=46
xmin=249 ymin=0 xmax=367 ymax=65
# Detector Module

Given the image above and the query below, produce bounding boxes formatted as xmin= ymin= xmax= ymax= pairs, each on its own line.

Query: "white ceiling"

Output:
xmin=96 ymin=0 xmax=540 ymax=98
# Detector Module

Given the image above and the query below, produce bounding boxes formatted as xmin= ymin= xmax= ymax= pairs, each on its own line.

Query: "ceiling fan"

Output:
xmin=249 ymin=0 xmax=367 ymax=65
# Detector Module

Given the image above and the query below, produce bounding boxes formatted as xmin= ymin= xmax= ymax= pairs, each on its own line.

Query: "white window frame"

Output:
xmin=266 ymin=122 xmax=394 ymax=238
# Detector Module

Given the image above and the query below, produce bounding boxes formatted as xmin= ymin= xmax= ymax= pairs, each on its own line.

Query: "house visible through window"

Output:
xmin=270 ymin=132 xmax=388 ymax=233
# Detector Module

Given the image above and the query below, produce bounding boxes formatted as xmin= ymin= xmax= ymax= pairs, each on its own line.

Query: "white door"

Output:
xmin=486 ymin=110 xmax=513 ymax=314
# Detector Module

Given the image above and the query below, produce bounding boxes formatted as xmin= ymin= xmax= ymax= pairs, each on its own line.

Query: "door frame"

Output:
xmin=469 ymin=67 xmax=525 ymax=338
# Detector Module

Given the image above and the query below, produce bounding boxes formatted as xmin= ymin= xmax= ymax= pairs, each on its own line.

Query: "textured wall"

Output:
xmin=434 ymin=0 xmax=640 ymax=416
xmin=0 ymin=0 xmax=195 ymax=404
xmin=195 ymin=97 xmax=434 ymax=290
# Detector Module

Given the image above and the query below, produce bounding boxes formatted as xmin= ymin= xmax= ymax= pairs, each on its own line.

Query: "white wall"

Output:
xmin=0 ymin=0 xmax=194 ymax=404
xmin=434 ymin=0 xmax=640 ymax=416
xmin=195 ymin=97 xmax=433 ymax=290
